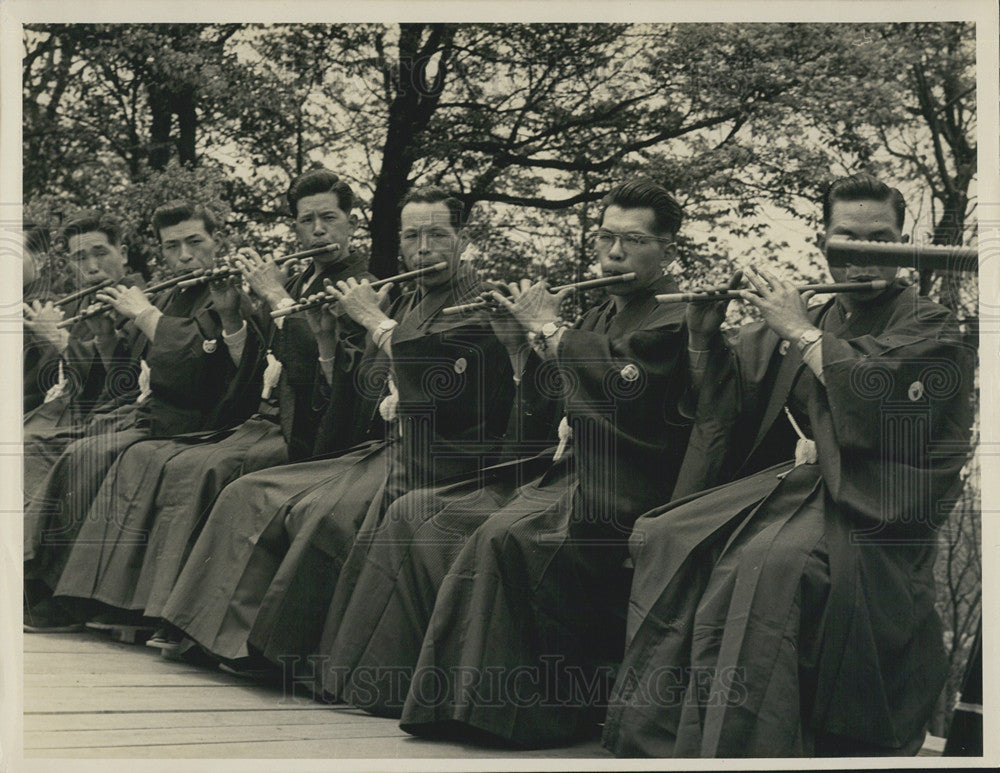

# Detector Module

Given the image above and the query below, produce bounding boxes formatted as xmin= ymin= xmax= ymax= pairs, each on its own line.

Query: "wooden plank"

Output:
xmin=21 ymin=632 xmax=608 ymax=760
xmin=24 ymin=718 xmax=407 ymax=749
xmin=24 ymin=653 xmax=204 ymax=676
xmin=24 ymin=685 xmax=332 ymax=713
xmin=26 ymin=736 xmax=609 ymax=759
xmin=23 ymin=708 xmax=372 ymax=732
xmin=23 ymin=633 xmax=143 ymax=654
xmin=25 ymin=671 xmax=245 ymax=688
xmin=918 ymin=734 xmax=946 ymax=756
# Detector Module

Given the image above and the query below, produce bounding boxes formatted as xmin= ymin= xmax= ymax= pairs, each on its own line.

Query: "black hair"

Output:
xmin=58 ymin=211 xmax=124 ymax=250
xmin=150 ymin=201 xmax=219 ymax=242
xmin=401 ymin=186 xmax=470 ymax=230
xmin=287 ymin=168 xmax=355 ymax=218
xmin=23 ymin=221 xmax=51 ymax=256
xmin=822 ymin=173 xmax=906 ymax=230
xmin=600 ymin=179 xmax=683 ymax=237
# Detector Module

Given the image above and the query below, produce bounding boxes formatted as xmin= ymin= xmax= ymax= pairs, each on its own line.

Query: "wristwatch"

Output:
xmin=540 ymin=322 xmax=561 ymax=339
xmin=373 ymin=318 xmax=398 ymax=349
xmin=532 ymin=321 xmax=563 ymax=354
xmin=796 ymin=328 xmax=822 ymax=352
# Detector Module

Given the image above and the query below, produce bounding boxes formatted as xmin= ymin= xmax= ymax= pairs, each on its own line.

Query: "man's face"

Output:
xmin=822 ymin=198 xmax=902 ymax=302
xmin=158 ymin=219 xmax=219 ymax=274
xmin=66 ymin=230 xmax=128 ymax=287
xmin=293 ymin=192 xmax=355 ymax=269
xmin=398 ymin=201 xmax=465 ymax=289
xmin=596 ymin=205 xmax=672 ymax=296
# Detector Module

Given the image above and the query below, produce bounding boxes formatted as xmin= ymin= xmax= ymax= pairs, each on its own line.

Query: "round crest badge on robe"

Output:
xmin=620 ymin=363 xmax=640 ymax=382
xmin=453 ymin=357 xmax=467 ymax=374
xmin=202 ymin=338 xmax=218 ymax=354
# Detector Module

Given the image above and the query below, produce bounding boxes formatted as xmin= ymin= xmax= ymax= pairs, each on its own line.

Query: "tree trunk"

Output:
xmin=368 ymin=23 xmax=455 ymax=278
xmin=175 ymin=88 xmax=197 ymax=166
xmin=148 ymin=84 xmax=174 ymax=171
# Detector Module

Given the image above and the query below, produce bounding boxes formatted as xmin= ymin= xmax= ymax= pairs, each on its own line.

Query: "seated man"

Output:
xmin=49 ymin=169 xmax=374 ymax=633
xmin=160 ymin=186 xmax=514 ymax=669
xmin=391 ymin=179 xmax=693 ymax=747
xmin=23 ymin=213 xmax=147 ymax=439
xmin=602 ymin=173 xmax=976 ymax=757
xmin=24 ymin=201 xmax=262 ymax=631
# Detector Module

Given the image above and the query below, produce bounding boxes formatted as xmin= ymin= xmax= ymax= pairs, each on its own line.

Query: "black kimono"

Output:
xmin=24 ymin=282 xmax=262 ymax=592
xmin=161 ymin=269 xmax=515 ymax=663
xmin=396 ymin=274 xmax=691 ymax=747
xmin=50 ymin=256 xmax=373 ymax=615
xmin=601 ymin=282 xmax=975 ymax=757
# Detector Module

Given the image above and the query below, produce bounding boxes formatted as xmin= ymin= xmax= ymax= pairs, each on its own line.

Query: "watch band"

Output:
xmin=796 ymin=328 xmax=822 ymax=352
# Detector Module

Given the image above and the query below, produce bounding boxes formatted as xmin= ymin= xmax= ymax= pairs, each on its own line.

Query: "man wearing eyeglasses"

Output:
xmin=302 ymin=179 xmax=693 ymax=745
xmin=602 ymin=173 xmax=976 ymax=757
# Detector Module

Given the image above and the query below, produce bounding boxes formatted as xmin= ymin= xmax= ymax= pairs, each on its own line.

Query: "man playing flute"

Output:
xmin=602 ymin=173 xmax=975 ymax=757
xmin=48 ymin=170 xmax=377 ymax=642
xmin=23 ymin=213 xmax=145 ymax=429
xmin=354 ymin=179 xmax=694 ymax=747
xmin=158 ymin=186 xmax=515 ymax=672
xmin=24 ymin=201 xmax=262 ymax=632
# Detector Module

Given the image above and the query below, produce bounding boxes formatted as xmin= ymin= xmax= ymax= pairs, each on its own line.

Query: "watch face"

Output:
xmin=800 ymin=329 xmax=821 ymax=347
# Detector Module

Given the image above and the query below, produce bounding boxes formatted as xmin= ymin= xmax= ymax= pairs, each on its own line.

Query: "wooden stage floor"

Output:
xmin=23 ymin=631 xmax=946 ymax=762
xmin=23 ymin=631 xmax=608 ymax=760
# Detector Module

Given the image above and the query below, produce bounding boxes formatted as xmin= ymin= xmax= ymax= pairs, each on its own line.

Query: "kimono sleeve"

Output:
xmin=814 ymin=301 xmax=974 ymax=533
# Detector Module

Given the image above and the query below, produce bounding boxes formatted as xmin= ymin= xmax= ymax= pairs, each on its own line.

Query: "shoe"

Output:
xmin=24 ymin=597 xmax=87 ymax=633
xmin=84 ymin=609 xmax=156 ymax=643
xmin=145 ymin=623 xmax=184 ymax=647
xmin=170 ymin=639 xmax=217 ymax=666
xmin=85 ymin=611 xmax=122 ymax=631
xmin=218 ymin=655 xmax=283 ymax=683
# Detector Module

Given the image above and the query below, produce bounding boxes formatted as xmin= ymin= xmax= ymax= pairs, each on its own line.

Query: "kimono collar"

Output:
xmin=602 ymin=273 xmax=680 ymax=337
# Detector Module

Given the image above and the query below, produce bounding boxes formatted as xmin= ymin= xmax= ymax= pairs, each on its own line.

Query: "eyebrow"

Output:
xmin=300 ymin=210 xmax=341 ymax=218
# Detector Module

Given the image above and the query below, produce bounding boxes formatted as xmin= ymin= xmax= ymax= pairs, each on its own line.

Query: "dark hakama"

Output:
xmin=161 ymin=441 xmax=390 ymax=659
xmin=53 ymin=417 xmax=284 ymax=611
xmin=51 ymin=261 xmax=370 ymax=613
xmin=601 ymin=283 xmax=975 ymax=757
xmin=396 ymin=276 xmax=691 ymax=747
xmin=24 ymin=283 xmax=262 ymax=594
xmin=162 ymin=271 xmax=513 ymax=663
xmin=317 ymin=448 xmax=558 ymax=711
xmin=245 ymin=299 xmax=516 ymax=665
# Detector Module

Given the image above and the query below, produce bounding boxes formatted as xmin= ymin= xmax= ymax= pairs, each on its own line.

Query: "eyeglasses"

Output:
xmin=399 ymin=227 xmax=456 ymax=246
xmin=593 ymin=229 xmax=671 ymax=251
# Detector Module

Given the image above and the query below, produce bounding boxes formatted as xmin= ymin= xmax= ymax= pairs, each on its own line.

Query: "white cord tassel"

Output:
xmin=553 ymin=415 xmax=572 ymax=462
xmin=784 ymin=406 xmax=817 ymax=465
xmin=137 ymin=359 xmax=152 ymax=404
xmin=379 ymin=376 xmax=399 ymax=422
xmin=43 ymin=360 xmax=67 ymax=404
xmin=261 ymin=351 xmax=282 ymax=399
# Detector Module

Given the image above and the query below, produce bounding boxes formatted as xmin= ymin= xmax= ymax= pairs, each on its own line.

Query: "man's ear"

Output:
xmin=660 ymin=240 xmax=678 ymax=271
xmin=349 ymin=213 xmax=358 ymax=230
xmin=212 ymin=231 xmax=226 ymax=255
xmin=119 ymin=244 xmax=129 ymax=267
